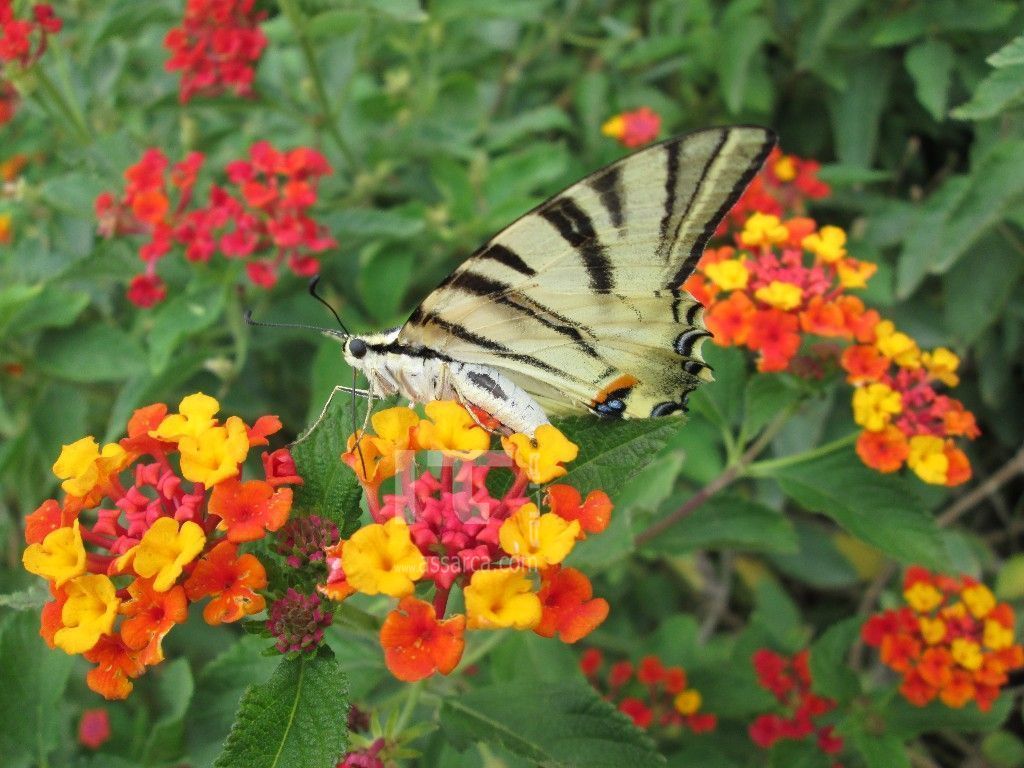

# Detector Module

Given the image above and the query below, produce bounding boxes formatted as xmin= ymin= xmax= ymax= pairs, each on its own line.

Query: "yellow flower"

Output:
xmin=341 ymin=517 xmax=426 ymax=597
xmin=415 ymin=401 xmax=490 ymax=459
xmin=116 ymin=518 xmax=206 ymax=591
xmin=22 ymin=521 xmax=87 ymax=587
xmin=773 ymin=154 xmax=797 ymax=182
xmin=502 ymin=424 xmax=579 ymax=484
xmin=52 ymin=437 xmax=130 ymax=498
xmin=950 ymin=638 xmax=983 ymax=671
xmin=961 ymin=584 xmax=996 ymax=619
xmin=740 ymin=213 xmax=789 ymax=248
xmin=499 ymin=503 xmax=580 ymax=568
xmin=0 ymin=213 xmax=11 ymax=244
xmin=150 ymin=392 xmax=221 ymax=442
xmin=835 ymin=258 xmax=877 ymax=289
xmin=371 ymin=407 xmax=420 ymax=448
xmin=600 ymin=115 xmax=626 ymax=140
xmin=754 ymin=280 xmax=803 ymax=311
xmin=922 ymin=347 xmax=960 ymax=387
xmin=802 ymin=225 xmax=847 ymax=263
xmin=919 ymin=616 xmax=947 ymax=645
xmin=54 ymin=574 xmax=120 ymax=654
xmin=674 ymin=689 xmax=702 ymax=716
xmin=906 ymin=435 xmax=948 ymax=485
xmin=874 ymin=321 xmax=921 ymax=369
xmin=904 ymin=580 xmax=943 ymax=613
xmin=704 ymin=259 xmax=749 ymax=291
xmin=984 ymin=619 xmax=1014 ymax=651
xmin=852 ymin=383 xmax=902 ymax=431
xmin=177 ymin=416 xmax=249 ymax=487
xmin=464 ymin=568 xmax=541 ymax=630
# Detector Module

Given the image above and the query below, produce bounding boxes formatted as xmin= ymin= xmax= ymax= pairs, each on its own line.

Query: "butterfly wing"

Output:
xmin=397 ymin=126 xmax=776 ymax=418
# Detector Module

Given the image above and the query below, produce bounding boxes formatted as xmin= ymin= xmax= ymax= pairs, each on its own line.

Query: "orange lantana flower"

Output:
xmin=183 ymin=540 xmax=267 ymax=624
xmin=746 ymin=308 xmax=801 ymax=372
xmin=705 ymin=291 xmax=755 ymax=346
xmin=546 ymin=485 xmax=612 ymax=539
xmin=84 ymin=634 xmax=146 ymax=700
xmin=120 ymin=578 xmax=188 ymax=665
xmin=209 ymin=478 xmax=292 ymax=542
xmin=856 ymin=427 xmax=909 ymax=473
xmin=380 ymin=597 xmax=466 ymax=682
xmin=535 ymin=566 xmax=609 ymax=643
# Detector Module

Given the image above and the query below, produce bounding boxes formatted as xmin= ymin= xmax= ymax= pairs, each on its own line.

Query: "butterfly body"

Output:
xmin=335 ymin=126 xmax=776 ymax=436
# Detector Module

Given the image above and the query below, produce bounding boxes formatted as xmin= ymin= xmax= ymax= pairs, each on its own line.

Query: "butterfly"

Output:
xmin=290 ymin=126 xmax=775 ymax=436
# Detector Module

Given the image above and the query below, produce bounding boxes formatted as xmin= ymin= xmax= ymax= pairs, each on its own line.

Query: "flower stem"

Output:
xmin=392 ymin=679 xmax=423 ymax=735
xmin=745 ymin=431 xmax=858 ymax=477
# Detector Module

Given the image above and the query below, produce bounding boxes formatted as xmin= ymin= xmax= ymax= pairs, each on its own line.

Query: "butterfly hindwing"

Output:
xmin=398 ymin=126 xmax=776 ymax=419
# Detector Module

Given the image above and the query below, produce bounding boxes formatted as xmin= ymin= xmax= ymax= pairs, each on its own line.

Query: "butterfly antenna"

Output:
xmin=309 ymin=276 xmax=351 ymax=336
xmin=243 ymin=310 xmax=345 ymax=337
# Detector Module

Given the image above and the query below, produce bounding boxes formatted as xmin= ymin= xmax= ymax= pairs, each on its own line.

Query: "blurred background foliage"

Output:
xmin=1 ymin=1 xmax=1024 ymax=766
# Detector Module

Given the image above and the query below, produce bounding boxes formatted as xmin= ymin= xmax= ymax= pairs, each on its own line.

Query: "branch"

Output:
xmin=936 ymin=444 xmax=1024 ymax=528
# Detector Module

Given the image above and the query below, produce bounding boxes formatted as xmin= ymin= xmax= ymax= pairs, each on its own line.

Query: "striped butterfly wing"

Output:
xmin=398 ymin=126 xmax=776 ymax=418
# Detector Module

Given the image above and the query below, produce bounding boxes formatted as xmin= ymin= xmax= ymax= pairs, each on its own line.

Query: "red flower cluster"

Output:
xmin=862 ymin=567 xmax=1024 ymax=711
xmin=690 ymin=214 xmax=878 ymax=373
xmin=749 ymin=649 xmax=843 ymax=762
xmin=601 ymin=107 xmax=662 ymax=148
xmin=719 ymin=147 xmax=830 ymax=235
xmin=164 ymin=0 xmax=267 ymax=103
xmin=21 ymin=393 xmax=300 ymax=699
xmin=581 ymin=650 xmax=717 ymax=734
xmin=96 ymin=142 xmax=335 ymax=307
xmin=0 ymin=1 xmax=60 ymax=67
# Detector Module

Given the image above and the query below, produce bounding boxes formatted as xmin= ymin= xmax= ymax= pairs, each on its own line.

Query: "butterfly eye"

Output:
xmin=348 ymin=339 xmax=368 ymax=359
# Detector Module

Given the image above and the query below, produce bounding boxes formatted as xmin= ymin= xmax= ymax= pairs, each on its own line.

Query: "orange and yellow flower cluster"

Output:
xmin=21 ymin=393 xmax=300 ymax=699
xmin=862 ymin=567 xmax=1024 ymax=712
xmin=580 ymin=650 xmax=716 ymax=734
xmin=319 ymin=402 xmax=612 ymax=682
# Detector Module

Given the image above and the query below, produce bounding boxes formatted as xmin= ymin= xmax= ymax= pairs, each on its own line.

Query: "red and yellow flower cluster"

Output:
xmin=164 ymin=0 xmax=266 ymax=103
xmin=318 ymin=402 xmax=612 ymax=682
xmin=862 ymin=567 xmax=1024 ymax=712
xmin=21 ymin=393 xmax=300 ymax=699
xmin=96 ymin=142 xmax=335 ymax=307
xmin=0 ymin=1 xmax=60 ymax=68
xmin=602 ymin=107 xmax=661 ymax=148
xmin=846 ymin=323 xmax=978 ymax=486
xmin=580 ymin=650 xmax=716 ymax=734
xmin=749 ymin=649 xmax=843 ymax=762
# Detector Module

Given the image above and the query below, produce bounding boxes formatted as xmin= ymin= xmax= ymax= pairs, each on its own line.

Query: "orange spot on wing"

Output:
xmin=592 ymin=374 xmax=638 ymax=405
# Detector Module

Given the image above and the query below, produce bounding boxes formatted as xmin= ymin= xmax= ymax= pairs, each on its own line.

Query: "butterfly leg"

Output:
xmin=292 ymin=384 xmax=372 ymax=445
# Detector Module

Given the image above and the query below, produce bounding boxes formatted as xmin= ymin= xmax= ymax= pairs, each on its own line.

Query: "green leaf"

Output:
xmin=943 ymin=231 xmax=1024 ymax=343
xmin=642 ymin=494 xmax=797 ymax=555
xmin=0 ymin=611 xmax=74 ymax=768
xmin=486 ymin=106 xmax=572 ymax=151
xmin=0 ymin=284 xmax=43 ymax=337
xmin=742 ymin=375 xmax=800 ymax=439
xmin=6 ymin=286 xmax=90 ymax=336
xmin=440 ymin=680 xmax=664 ymax=767
xmin=359 ymin=242 xmax=415 ymax=322
xmin=988 ymin=35 xmax=1024 ymax=68
xmin=848 ymin=730 xmax=911 ymax=768
xmin=828 ymin=55 xmax=892 ymax=167
xmin=905 ymin=39 xmax=954 ymax=120
xmin=716 ymin=0 xmax=772 ymax=114
xmin=751 ymin=579 xmax=807 ymax=651
xmin=765 ymin=448 xmax=945 ymax=566
xmin=808 ymin=618 xmax=860 ymax=701
xmin=882 ymin=695 xmax=1012 ymax=738
xmin=554 ymin=416 xmax=681 ymax=503
xmin=36 ymin=325 xmax=147 ymax=383
xmin=982 ymin=731 xmax=1024 ymax=768
xmin=0 ymin=584 xmax=49 ymax=611
xmin=148 ymin=285 xmax=226 ymax=374
xmin=952 ymin=64 xmax=1024 ymax=120
xmin=329 ymin=206 xmax=426 ymax=240
xmin=214 ymin=648 xmax=348 ymax=768
xmin=292 ymin=393 xmax=363 ymax=536
xmin=995 ymin=554 xmax=1024 ymax=601
xmin=142 ymin=658 xmax=194 ymax=765
xmin=689 ymin=344 xmax=747 ymax=431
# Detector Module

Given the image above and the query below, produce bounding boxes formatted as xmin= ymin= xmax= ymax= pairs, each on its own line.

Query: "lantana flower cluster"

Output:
xmin=317 ymin=402 xmax=612 ymax=682
xmin=95 ymin=141 xmax=335 ymax=307
xmin=862 ymin=567 xmax=1024 ymax=712
xmin=0 ymin=1 xmax=60 ymax=68
xmin=21 ymin=393 xmax=300 ymax=699
xmin=164 ymin=0 xmax=267 ymax=103
xmin=749 ymin=649 xmax=843 ymax=763
xmin=580 ymin=649 xmax=716 ymax=734
xmin=601 ymin=107 xmax=662 ymax=148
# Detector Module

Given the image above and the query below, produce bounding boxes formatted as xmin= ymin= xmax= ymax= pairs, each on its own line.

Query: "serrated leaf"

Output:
xmin=214 ymin=648 xmax=348 ymax=768
xmin=291 ymin=393 xmax=363 ymax=537
xmin=0 ymin=584 xmax=49 ymax=611
xmin=440 ymin=680 xmax=664 ymax=768
xmin=763 ymin=448 xmax=945 ymax=566
xmin=905 ymin=39 xmax=953 ymax=120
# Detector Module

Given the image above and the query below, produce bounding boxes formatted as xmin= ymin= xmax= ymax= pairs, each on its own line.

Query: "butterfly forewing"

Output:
xmin=399 ymin=126 xmax=776 ymax=419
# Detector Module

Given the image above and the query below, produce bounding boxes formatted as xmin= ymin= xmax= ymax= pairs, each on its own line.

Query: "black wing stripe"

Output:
xmin=426 ymin=316 xmax=574 ymax=379
xmin=656 ymin=140 xmax=682 ymax=263
xmin=588 ymin=166 xmax=625 ymax=230
xmin=476 ymin=243 xmax=537 ymax=277
xmin=539 ymin=197 xmax=614 ymax=292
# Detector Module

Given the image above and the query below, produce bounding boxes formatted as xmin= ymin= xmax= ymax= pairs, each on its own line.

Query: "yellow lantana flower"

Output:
xmin=919 ymin=616 xmax=946 ymax=645
xmin=961 ymin=584 xmax=996 ymax=619
xmin=116 ymin=518 xmax=206 ymax=592
xmin=674 ymin=689 xmax=702 ymax=716
xmin=150 ymin=392 xmax=221 ymax=442
xmin=754 ymin=280 xmax=803 ymax=311
xmin=22 ymin=520 xmax=86 ymax=587
xmin=922 ymin=347 xmax=960 ymax=387
xmin=464 ymin=568 xmax=541 ymax=630
xmin=600 ymin=115 xmax=626 ymax=140
xmin=502 ymin=424 xmax=579 ymax=484
xmin=177 ymin=416 xmax=249 ymax=487
xmin=52 ymin=437 xmax=130 ymax=498
xmin=54 ymin=574 xmax=120 ymax=654
xmin=704 ymin=259 xmax=749 ymax=291
xmin=904 ymin=580 xmax=943 ymax=613
xmin=874 ymin=321 xmax=921 ymax=369
xmin=835 ymin=258 xmax=877 ymax=289
xmin=342 ymin=517 xmax=426 ymax=597
xmin=773 ymin=154 xmax=797 ymax=182
xmin=415 ymin=401 xmax=490 ymax=459
xmin=499 ymin=503 xmax=580 ymax=569
xmin=740 ymin=213 xmax=789 ymax=248
xmin=802 ymin=225 xmax=847 ymax=263
xmin=906 ymin=435 xmax=948 ymax=485
xmin=852 ymin=383 xmax=902 ymax=432
xmin=950 ymin=638 xmax=983 ymax=671
xmin=984 ymin=619 xmax=1014 ymax=651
